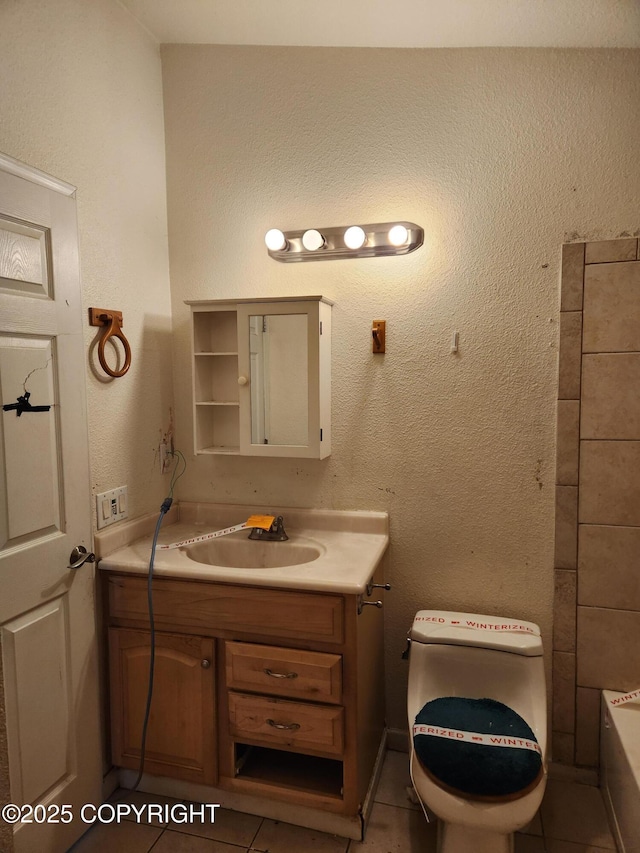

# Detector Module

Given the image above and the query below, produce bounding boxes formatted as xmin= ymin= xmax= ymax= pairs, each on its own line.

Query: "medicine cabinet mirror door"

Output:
xmin=236 ymin=301 xmax=330 ymax=459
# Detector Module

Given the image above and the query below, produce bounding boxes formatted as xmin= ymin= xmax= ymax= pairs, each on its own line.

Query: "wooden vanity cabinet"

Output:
xmin=104 ymin=572 xmax=385 ymax=820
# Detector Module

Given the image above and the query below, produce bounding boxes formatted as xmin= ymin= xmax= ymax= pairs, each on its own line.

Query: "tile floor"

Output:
xmin=69 ymin=751 xmax=618 ymax=853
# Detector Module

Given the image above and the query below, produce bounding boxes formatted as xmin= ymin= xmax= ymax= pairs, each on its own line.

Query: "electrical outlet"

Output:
xmin=96 ymin=486 xmax=128 ymax=530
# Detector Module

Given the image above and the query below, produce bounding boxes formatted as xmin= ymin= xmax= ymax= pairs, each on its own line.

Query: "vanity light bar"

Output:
xmin=265 ymin=221 xmax=423 ymax=262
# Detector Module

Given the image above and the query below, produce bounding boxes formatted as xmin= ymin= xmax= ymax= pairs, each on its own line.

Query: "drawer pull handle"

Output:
xmin=266 ymin=719 xmax=301 ymax=731
xmin=264 ymin=668 xmax=298 ymax=679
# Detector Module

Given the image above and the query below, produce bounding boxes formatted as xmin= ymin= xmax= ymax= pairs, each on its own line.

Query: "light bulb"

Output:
xmin=344 ymin=226 xmax=366 ymax=250
xmin=388 ymin=224 xmax=409 ymax=246
xmin=302 ymin=229 xmax=325 ymax=251
xmin=265 ymin=229 xmax=287 ymax=252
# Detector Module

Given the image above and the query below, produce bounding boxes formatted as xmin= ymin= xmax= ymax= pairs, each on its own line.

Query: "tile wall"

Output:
xmin=554 ymin=236 xmax=640 ymax=767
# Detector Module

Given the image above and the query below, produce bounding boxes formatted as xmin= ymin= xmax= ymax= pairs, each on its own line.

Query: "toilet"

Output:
xmin=407 ymin=610 xmax=547 ymax=853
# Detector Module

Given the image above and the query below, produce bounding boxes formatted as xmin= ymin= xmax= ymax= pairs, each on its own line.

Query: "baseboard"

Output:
xmin=360 ymin=729 xmax=388 ymax=836
xmin=548 ymin=760 xmax=599 ymax=787
xmin=386 ymin=727 xmax=410 ymax=752
xmin=102 ymin=766 xmax=119 ymax=802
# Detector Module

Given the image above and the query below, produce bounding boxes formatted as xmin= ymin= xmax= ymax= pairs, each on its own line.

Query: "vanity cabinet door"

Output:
xmin=236 ymin=300 xmax=331 ymax=459
xmin=109 ymin=628 xmax=216 ymax=785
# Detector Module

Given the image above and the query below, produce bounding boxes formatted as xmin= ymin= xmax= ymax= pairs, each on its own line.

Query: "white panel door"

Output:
xmin=0 ymin=157 xmax=102 ymax=852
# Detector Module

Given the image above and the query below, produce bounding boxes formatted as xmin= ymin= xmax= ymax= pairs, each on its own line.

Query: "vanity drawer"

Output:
xmin=107 ymin=575 xmax=344 ymax=643
xmin=226 ymin=642 xmax=342 ymax=704
xmin=228 ymin=692 xmax=344 ymax=757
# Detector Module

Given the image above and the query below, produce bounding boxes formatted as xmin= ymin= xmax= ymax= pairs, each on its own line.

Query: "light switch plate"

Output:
xmin=96 ymin=486 xmax=128 ymax=529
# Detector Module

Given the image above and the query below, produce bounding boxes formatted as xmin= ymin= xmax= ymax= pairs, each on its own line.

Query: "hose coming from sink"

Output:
xmin=130 ymin=450 xmax=185 ymax=791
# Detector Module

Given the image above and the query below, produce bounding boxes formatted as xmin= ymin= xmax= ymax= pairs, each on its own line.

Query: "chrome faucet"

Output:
xmin=248 ymin=515 xmax=289 ymax=541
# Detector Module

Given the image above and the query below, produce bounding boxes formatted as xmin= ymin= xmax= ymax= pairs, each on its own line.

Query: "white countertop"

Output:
xmin=97 ymin=502 xmax=389 ymax=594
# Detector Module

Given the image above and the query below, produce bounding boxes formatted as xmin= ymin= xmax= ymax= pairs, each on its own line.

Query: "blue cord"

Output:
xmin=131 ymin=495 xmax=173 ymax=790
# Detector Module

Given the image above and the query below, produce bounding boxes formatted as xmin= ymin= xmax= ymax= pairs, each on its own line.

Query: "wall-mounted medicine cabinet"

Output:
xmin=187 ymin=296 xmax=332 ymax=458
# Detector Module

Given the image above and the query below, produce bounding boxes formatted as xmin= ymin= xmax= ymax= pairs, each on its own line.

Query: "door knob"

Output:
xmin=68 ymin=545 xmax=96 ymax=570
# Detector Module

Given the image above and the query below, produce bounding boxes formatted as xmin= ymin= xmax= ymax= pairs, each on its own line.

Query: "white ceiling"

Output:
xmin=120 ymin=0 xmax=640 ymax=48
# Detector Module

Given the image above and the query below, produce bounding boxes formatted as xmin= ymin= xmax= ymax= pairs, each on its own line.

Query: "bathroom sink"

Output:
xmin=97 ymin=503 xmax=390 ymax=592
xmin=182 ymin=535 xmax=324 ymax=569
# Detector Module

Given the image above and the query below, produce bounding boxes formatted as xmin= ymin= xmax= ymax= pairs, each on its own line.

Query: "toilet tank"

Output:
xmin=410 ymin=610 xmax=542 ymax=656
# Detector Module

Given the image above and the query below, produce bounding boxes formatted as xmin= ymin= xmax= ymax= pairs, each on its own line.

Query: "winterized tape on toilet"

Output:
xmin=413 ymin=696 xmax=543 ymax=801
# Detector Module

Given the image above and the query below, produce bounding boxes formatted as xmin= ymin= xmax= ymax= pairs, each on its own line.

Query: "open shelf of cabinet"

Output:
xmin=194 ymin=355 xmax=239 ymax=403
xmin=194 ymin=403 xmax=240 ymax=455
xmin=234 ymin=743 xmax=344 ymax=800
xmin=193 ymin=310 xmax=238 ymax=353
xmin=191 ymin=308 xmax=241 ymax=453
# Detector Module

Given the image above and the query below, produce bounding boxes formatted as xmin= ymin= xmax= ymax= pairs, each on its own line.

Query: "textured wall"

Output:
xmin=0 ymin=0 xmax=174 ymax=524
xmin=162 ymin=46 xmax=640 ymax=733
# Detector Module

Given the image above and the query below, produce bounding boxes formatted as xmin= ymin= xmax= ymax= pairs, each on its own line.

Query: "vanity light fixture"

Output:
xmin=264 ymin=221 xmax=423 ymax=262
xmin=264 ymin=228 xmax=287 ymax=252
xmin=388 ymin=224 xmax=409 ymax=246
xmin=301 ymin=229 xmax=326 ymax=251
xmin=344 ymin=225 xmax=367 ymax=250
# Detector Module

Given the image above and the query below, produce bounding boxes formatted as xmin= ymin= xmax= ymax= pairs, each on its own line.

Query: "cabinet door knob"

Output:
xmin=201 ymin=659 xmax=211 ymax=669
xmin=237 ymin=375 xmax=249 ymax=386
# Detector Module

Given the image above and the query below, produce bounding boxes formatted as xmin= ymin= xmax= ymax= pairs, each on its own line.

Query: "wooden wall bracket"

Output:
xmin=89 ymin=307 xmax=132 ymax=378
xmin=372 ymin=320 xmax=386 ymax=354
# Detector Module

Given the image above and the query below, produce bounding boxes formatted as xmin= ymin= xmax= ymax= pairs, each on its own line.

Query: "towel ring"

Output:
xmin=89 ymin=307 xmax=132 ymax=378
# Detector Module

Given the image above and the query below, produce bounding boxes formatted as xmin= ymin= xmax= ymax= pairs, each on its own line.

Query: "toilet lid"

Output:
xmin=413 ymin=697 xmax=543 ymax=801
